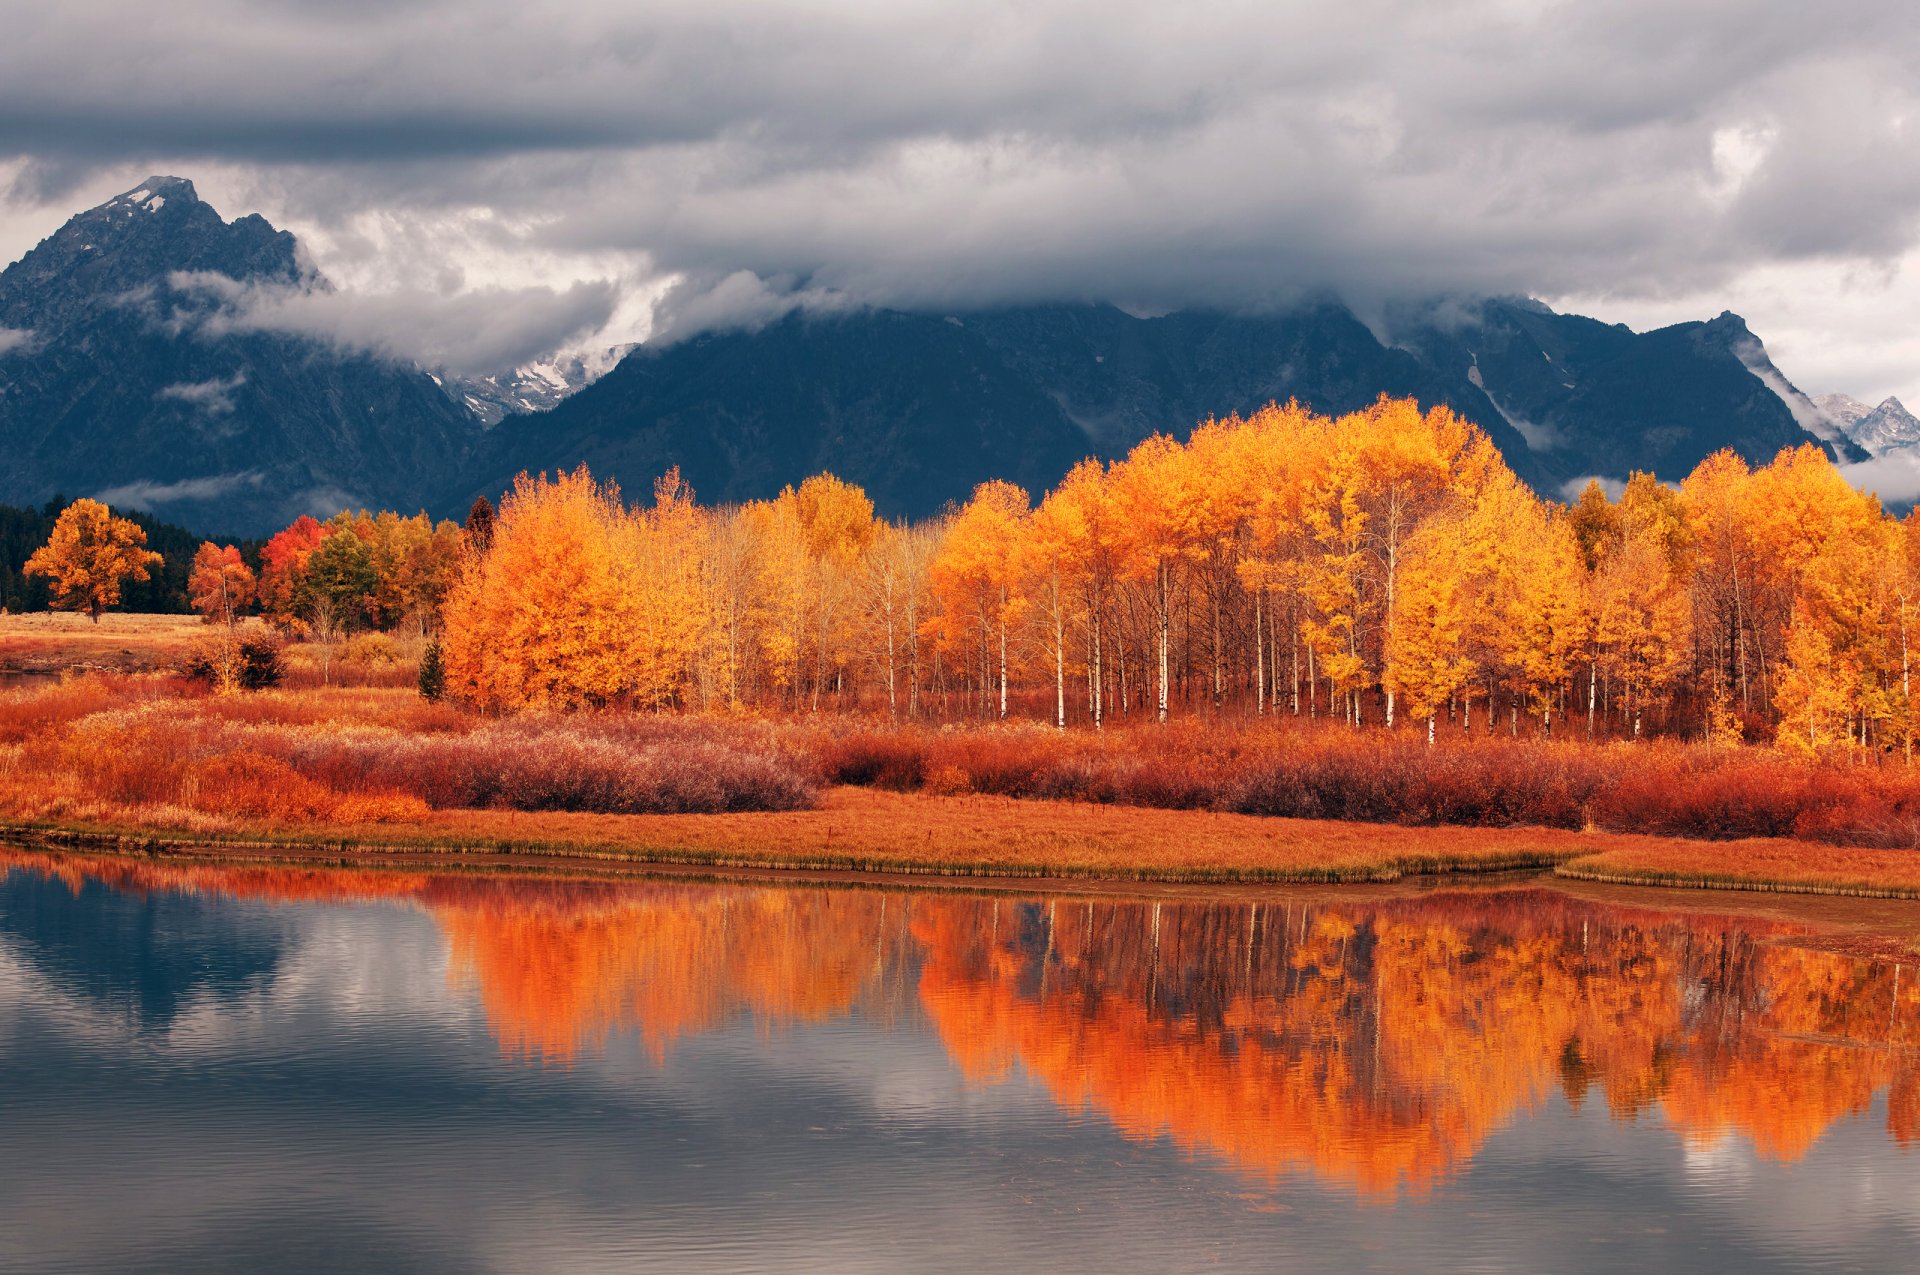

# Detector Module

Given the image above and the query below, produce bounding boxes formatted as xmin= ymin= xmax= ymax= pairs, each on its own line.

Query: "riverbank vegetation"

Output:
xmin=10 ymin=673 xmax=1920 ymax=894
xmin=421 ymin=398 xmax=1916 ymax=754
xmin=11 ymin=396 xmax=1920 ymax=895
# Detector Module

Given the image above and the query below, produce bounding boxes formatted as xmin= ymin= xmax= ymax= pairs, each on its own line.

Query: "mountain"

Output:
xmin=1815 ymin=392 xmax=1875 ymax=433
xmin=0 ymin=178 xmax=1864 ymax=532
xmin=0 ymin=177 xmax=480 ymax=534
xmin=1394 ymin=299 xmax=1865 ymax=488
xmin=452 ymin=302 xmax=1558 ymax=518
xmin=1815 ymin=393 xmax=1920 ymax=454
xmin=456 ymin=299 xmax=1857 ymax=518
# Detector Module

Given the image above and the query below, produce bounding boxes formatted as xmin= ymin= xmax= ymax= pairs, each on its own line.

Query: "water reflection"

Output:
xmin=2 ymin=846 xmax=1918 ymax=1273
xmin=3 ymin=846 xmax=1914 ymax=1196
xmin=918 ymin=895 xmax=1920 ymax=1193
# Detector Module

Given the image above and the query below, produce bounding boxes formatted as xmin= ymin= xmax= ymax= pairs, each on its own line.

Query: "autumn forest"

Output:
xmin=136 ymin=396 xmax=1920 ymax=754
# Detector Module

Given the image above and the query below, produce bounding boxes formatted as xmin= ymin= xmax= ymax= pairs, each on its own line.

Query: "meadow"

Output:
xmin=10 ymin=641 xmax=1920 ymax=897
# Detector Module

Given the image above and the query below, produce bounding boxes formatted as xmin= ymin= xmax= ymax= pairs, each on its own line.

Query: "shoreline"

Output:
xmin=10 ymin=785 xmax=1920 ymax=904
xmin=11 ymin=817 xmax=1920 ymax=964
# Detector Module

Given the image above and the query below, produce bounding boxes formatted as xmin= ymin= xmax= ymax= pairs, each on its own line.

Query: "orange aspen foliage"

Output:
xmin=1383 ymin=512 xmax=1475 ymax=743
xmin=440 ymin=466 xmax=656 ymax=711
xmin=188 ymin=542 xmax=257 ymax=626
xmin=256 ymin=515 xmax=327 ymax=629
xmin=928 ymin=480 xmax=1031 ymax=719
xmin=23 ymin=499 xmax=164 ymax=623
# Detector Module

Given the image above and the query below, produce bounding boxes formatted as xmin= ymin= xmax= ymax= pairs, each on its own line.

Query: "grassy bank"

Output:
xmin=12 ymin=787 xmax=1920 ymax=897
xmin=8 ymin=667 xmax=1920 ymax=897
xmin=3 ymin=785 xmax=1609 ymax=884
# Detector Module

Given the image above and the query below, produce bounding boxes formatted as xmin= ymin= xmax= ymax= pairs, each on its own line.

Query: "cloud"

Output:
xmin=1 ymin=4 xmax=1919 ymax=391
xmin=166 ymin=272 xmax=619 ymax=377
xmin=155 ymin=372 xmax=245 ymax=416
xmin=93 ymin=471 xmax=266 ymax=511
xmin=1841 ymin=450 xmax=1920 ymax=507
xmin=1559 ymin=476 xmax=1628 ymax=503
xmin=0 ymin=327 xmax=36 ymax=354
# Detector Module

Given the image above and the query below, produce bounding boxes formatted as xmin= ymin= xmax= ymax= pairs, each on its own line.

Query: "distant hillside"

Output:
xmin=0 ymin=177 xmax=480 ymax=535
xmin=454 ymin=300 xmax=1860 ymax=518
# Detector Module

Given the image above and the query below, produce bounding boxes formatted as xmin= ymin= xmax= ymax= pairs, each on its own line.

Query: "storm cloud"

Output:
xmin=2 ymin=2 xmax=1918 ymax=391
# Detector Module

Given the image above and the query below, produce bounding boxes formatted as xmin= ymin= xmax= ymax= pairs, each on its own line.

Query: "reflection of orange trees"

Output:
xmin=0 ymin=848 xmax=908 ymax=1066
xmin=915 ymin=892 xmax=1920 ymax=1195
xmin=427 ymin=880 xmax=904 ymax=1065
xmin=6 ymin=848 xmax=1917 ymax=1182
xmin=0 ymin=846 xmax=429 ymax=907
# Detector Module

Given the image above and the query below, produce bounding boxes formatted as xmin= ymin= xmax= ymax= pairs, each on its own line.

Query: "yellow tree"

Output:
xmin=1028 ymin=472 xmax=1100 ymax=729
xmin=630 ymin=468 xmax=712 ymax=710
xmin=1590 ymin=515 xmax=1692 ymax=738
xmin=1181 ymin=418 xmax=1260 ymax=709
xmin=1681 ymin=450 xmax=1768 ymax=717
xmin=1238 ymin=402 xmax=1328 ymax=716
xmin=740 ymin=495 xmax=808 ymax=701
xmin=1775 ymin=601 xmax=1852 ymax=753
xmin=24 ymin=499 xmax=164 ymax=623
xmin=440 ymin=466 xmax=649 ymax=711
xmin=1302 ymin=425 xmax=1375 ymax=726
xmin=705 ymin=506 xmax=769 ymax=710
xmin=1045 ymin=458 xmax=1124 ymax=727
xmin=1487 ymin=495 xmax=1586 ymax=736
xmin=1350 ymin=399 xmax=1497 ymax=728
xmin=1383 ymin=511 xmax=1476 ymax=744
xmin=855 ymin=520 xmax=940 ymax=719
xmin=1109 ymin=435 xmax=1201 ymax=724
xmin=793 ymin=474 xmax=877 ymax=709
xmin=928 ymin=480 xmax=1031 ymax=719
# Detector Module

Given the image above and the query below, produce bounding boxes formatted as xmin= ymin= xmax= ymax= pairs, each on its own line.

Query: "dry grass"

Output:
xmin=9 ymin=671 xmax=1920 ymax=895
xmin=801 ymin=719 xmax=1920 ymax=849
xmin=9 ymin=786 xmax=1621 ymax=883
xmin=0 ymin=612 xmax=229 ymax=674
xmin=0 ymin=676 xmax=814 ymax=822
xmin=1556 ymin=842 xmax=1920 ymax=899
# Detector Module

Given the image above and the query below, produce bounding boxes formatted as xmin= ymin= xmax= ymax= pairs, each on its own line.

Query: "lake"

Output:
xmin=1 ymin=846 xmax=1916 ymax=1273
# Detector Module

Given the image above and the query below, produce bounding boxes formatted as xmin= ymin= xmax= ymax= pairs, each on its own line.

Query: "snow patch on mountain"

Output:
xmin=1467 ymin=353 xmax=1559 ymax=450
xmin=1815 ymin=392 xmax=1872 ymax=431
xmin=448 ymin=343 xmax=636 ymax=426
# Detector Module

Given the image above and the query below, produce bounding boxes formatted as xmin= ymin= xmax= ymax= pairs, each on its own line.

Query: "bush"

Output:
xmin=182 ymin=633 xmax=284 ymax=691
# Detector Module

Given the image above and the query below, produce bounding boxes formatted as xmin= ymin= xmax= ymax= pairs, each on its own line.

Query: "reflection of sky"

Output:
xmin=0 ymin=866 xmax=1916 ymax=1274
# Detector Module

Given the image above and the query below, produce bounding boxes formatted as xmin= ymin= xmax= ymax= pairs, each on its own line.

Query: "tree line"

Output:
xmin=428 ymin=397 xmax=1916 ymax=753
xmin=24 ymin=395 xmax=1915 ymax=752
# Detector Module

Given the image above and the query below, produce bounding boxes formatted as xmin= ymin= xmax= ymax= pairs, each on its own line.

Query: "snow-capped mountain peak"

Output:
xmin=1817 ymin=392 xmax=1920 ymax=454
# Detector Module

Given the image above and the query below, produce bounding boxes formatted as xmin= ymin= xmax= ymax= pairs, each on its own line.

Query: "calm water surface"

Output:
xmin=1 ymin=846 xmax=1917 ymax=1273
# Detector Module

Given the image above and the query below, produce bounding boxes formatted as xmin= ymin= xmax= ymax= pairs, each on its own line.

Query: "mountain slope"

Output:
xmin=456 ymin=303 xmax=1552 ymax=518
xmin=456 ymin=310 xmax=1117 ymax=518
xmin=1395 ymin=299 xmax=1865 ymax=492
xmin=458 ymin=299 xmax=1848 ymax=517
xmin=0 ymin=178 xmax=479 ymax=534
xmin=0 ymin=180 xmax=1860 ymax=530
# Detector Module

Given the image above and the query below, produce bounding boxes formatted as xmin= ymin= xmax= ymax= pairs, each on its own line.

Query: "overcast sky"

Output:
xmin=2 ymin=0 xmax=1918 ymax=402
